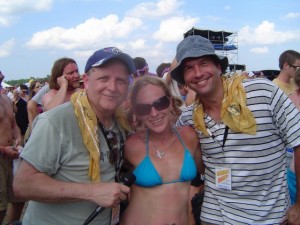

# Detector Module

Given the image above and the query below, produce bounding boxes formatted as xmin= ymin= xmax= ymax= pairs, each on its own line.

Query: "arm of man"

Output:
xmin=42 ymin=75 xmax=68 ymax=111
xmin=287 ymin=145 xmax=300 ymax=225
xmin=183 ymin=126 xmax=204 ymax=225
xmin=11 ymin=97 xmax=17 ymax=113
xmin=12 ymin=109 xmax=22 ymax=146
xmin=13 ymin=160 xmax=130 ymax=207
xmin=1 ymin=107 xmax=20 ymax=156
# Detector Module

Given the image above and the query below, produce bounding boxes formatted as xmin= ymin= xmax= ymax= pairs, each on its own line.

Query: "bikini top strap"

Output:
xmin=174 ymin=128 xmax=187 ymax=150
xmin=146 ymin=129 xmax=149 ymax=155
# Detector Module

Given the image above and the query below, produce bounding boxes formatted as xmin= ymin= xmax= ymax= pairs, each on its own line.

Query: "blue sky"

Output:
xmin=0 ymin=0 xmax=299 ymax=80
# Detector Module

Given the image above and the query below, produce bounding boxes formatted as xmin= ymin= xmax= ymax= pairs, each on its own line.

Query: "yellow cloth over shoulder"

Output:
xmin=193 ymin=74 xmax=257 ymax=136
xmin=71 ymin=89 xmax=131 ymax=182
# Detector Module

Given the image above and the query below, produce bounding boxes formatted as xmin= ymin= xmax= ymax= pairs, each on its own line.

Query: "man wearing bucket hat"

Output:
xmin=13 ymin=47 xmax=135 ymax=225
xmin=171 ymin=35 xmax=300 ymax=225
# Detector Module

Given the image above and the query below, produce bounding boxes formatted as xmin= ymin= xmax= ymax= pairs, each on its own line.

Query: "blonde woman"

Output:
xmin=121 ymin=76 xmax=204 ymax=225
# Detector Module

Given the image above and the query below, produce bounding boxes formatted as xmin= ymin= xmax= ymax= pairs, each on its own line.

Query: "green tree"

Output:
xmin=4 ymin=75 xmax=49 ymax=86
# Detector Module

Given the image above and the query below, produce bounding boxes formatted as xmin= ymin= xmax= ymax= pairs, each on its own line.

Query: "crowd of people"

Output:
xmin=0 ymin=37 xmax=299 ymax=225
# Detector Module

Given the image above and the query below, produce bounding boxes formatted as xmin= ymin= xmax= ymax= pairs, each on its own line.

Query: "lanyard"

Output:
xmin=222 ymin=126 xmax=229 ymax=148
xmin=207 ymin=125 xmax=229 ymax=148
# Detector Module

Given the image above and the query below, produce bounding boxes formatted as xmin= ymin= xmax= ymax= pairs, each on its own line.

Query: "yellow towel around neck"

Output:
xmin=193 ymin=74 xmax=257 ymax=136
xmin=71 ymin=89 xmax=131 ymax=182
xmin=71 ymin=90 xmax=100 ymax=182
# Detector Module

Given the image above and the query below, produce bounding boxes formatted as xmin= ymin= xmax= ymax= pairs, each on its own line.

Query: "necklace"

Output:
xmin=151 ymin=133 xmax=178 ymax=159
xmin=155 ymin=146 xmax=166 ymax=159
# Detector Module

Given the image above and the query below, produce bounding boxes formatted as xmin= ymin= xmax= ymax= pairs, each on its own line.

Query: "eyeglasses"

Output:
xmin=135 ymin=96 xmax=170 ymax=116
xmin=289 ymin=64 xmax=300 ymax=71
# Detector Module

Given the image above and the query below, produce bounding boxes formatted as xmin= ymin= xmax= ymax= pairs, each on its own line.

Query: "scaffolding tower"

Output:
xmin=184 ymin=28 xmax=245 ymax=72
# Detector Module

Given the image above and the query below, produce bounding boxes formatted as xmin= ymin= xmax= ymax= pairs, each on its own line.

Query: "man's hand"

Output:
xmin=0 ymin=146 xmax=20 ymax=159
xmin=57 ymin=75 xmax=68 ymax=88
xmin=287 ymin=203 xmax=300 ymax=225
xmin=89 ymin=182 xmax=130 ymax=208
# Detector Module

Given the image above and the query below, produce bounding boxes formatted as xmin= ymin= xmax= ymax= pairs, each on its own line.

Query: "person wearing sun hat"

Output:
xmin=171 ymin=35 xmax=228 ymax=84
xmin=13 ymin=47 xmax=135 ymax=225
xmin=172 ymin=35 xmax=300 ymax=224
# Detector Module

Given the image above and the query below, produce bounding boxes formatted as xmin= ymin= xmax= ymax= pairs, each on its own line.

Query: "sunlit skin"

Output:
xmin=63 ymin=63 xmax=80 ymax=90
xmin=135 ymin=84 xmax=172 ymax=137
xmin=42 ymin=62 xmax=81 ymax=111
xmin=34 ymin=82 xmax=41 ymax=90
xmin=183 ymin=57 xmax=223 ymax=98
xmin=83 ymin=60 xmax=130 ymax=122
xmin=183 ymin=56 xmax=224 ymax=123
xmin=19 ymin=89 xmax=28 ymax=98
xmin=120 ymin=80 xmax=204 ymax=225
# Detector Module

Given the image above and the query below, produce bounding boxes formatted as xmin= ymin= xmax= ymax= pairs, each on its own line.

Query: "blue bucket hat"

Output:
xmin=171 ymin=35 xmax=228 ymax=84
xmin=85 ymin=47 xmax=136 ymax=74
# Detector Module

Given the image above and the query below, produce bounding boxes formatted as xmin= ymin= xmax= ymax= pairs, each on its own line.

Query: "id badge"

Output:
xmin=215 ymin=167 xmax=232 ymax=190
xmin=110 ymin=205 xmax=120 ymax=225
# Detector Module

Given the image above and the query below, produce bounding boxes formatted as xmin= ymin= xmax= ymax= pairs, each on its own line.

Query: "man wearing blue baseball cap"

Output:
xmin=171 ymin=35 xmax=300 ymax=224
xmin=14 ymin=47 xmax=136 ymax=225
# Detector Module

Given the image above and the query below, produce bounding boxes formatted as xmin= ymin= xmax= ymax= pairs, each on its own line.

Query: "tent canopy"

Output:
xmin=2 ymin=82 xmax=13 ymax=88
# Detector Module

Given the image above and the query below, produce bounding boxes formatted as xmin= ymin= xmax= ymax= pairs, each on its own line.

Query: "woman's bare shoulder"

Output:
xmin=124 ymin=132 xmax=146 ymax=166
xmin=176 ymin=126 xmax=199 ymax=150
xmin=125 ymin=133 xmax=145 ymax=154
xmin=176 ymin=125 xmax=198 ymax=139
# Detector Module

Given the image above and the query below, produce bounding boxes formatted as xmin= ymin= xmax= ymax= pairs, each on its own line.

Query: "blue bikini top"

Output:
xmin=133 ymin=129 xmax=197 ymax=187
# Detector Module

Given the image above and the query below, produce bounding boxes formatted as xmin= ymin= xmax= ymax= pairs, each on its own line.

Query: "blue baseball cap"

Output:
xmin=84 ymin=47 xmax=136 ymax=74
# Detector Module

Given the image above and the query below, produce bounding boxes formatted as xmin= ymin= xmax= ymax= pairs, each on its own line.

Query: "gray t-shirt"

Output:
xmin=21 ymin=102 xmax=123 ymax=225
xmin=31 ymin=84 xmax=50 ymax=105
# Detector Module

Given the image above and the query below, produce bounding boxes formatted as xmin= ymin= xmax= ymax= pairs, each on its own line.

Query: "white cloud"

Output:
xmin=239 ymin=20 xmax=300 ymax=45
xmin=250 ymin=46 xmax=269 ymax=54
xmin=127 ymin=0 xmax=184 ymax=18
xmin=283 ymin=12 xmax=300 ymax=19
xmin=0 ymin=16 xmax=11 ymax=26
xmin=153 ymin=16 xmax=199 ymax=42
xmin=0 ymin=0 xmax=52 ymax=26
xmin=0 ymin=0 xmax=52 ymax=14
xmin=128 ymin=39 xmax=146 ymax=50
xmin=0 ymin=39 xmax=15 ymax=57
xmin=26 ymin=15 xmax=143 ymax=50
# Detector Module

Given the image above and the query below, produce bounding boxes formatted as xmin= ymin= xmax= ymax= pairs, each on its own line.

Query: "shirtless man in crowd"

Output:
xmin=0 ymin=72 xmax=22 ymax=224
xmin=42 ymin=57 xmax=80 ymax=111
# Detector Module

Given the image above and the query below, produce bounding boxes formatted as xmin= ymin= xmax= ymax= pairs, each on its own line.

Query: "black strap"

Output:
xmin=98 ymin=122 xmax=124 ymax=151
xmin=98 ymin=122 xmax=125 ymax=182
xmin=222 ymin=126 xmax=229 ymax=148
